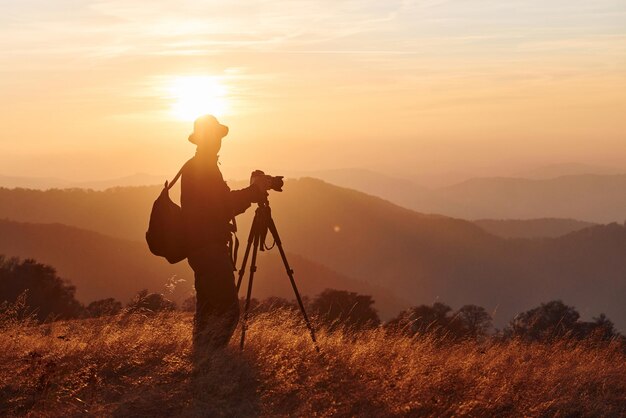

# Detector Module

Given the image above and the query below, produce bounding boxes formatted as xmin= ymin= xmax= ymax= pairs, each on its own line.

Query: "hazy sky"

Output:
xmin=1 ymin=0 xmax=625 ymax=183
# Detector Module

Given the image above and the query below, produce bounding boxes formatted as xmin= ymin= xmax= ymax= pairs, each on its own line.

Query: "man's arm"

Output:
xmin=228 ymin=185 xmax=267 ymax=216
xmin=227 ymin=172 xmax=272 ymax=216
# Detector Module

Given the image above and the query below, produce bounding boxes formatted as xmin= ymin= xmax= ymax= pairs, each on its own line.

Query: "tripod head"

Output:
xmin=256 ymin=196 xmax=270 ymax=207
xmin=254 ymin=200 xmax=273 ymax=251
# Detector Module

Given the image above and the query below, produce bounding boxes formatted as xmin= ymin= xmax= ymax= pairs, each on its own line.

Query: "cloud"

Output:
xmin=1 ymin=0 xmax=625 ymax=133
xmin=2 ymin=0 xmax=625 ymax=68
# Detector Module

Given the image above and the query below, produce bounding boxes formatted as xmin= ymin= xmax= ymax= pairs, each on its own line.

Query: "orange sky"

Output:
xmin=1 ymin=1 xmax=625 ymax=184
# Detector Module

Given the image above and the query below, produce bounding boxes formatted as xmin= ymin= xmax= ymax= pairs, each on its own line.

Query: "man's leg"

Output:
xmin=204 ymin=252 xmax=239 ymax=347
xmin=192 ymin=265 xmax=214 ymax=348
xmin=189 ymin=248 xmax=240 ymax=349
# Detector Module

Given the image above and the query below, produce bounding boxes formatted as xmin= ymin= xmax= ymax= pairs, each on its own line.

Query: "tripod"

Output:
xmin=235 ymin=199 xmax=319 ymax=351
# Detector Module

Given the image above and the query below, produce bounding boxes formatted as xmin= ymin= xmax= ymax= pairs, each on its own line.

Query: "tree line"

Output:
xmin=0 ymin=255 xmax=621 ymax=342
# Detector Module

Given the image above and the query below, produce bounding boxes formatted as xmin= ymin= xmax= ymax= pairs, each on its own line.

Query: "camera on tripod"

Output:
xmin=236 ymin=176 xmax=319 ymax=352
xmin=251 ymin=170 xmax=284 ymax=192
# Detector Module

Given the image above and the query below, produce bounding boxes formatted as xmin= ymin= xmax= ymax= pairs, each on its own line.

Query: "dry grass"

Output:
xmin=1 ymin=310 xmax=625 ymax=417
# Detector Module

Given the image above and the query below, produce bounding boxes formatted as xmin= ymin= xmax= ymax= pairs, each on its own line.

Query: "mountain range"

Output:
xmin=278 ymin=170 xmax=626 ymax=224
xmin=3 ymin=165 xmax=626 ymax=223
xmin=0 ymin=179 xmax=625 ymax=330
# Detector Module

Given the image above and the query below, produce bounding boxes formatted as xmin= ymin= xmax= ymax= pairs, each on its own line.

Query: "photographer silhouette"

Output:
xmin=181 ymin=115 xmax=270 ymax=349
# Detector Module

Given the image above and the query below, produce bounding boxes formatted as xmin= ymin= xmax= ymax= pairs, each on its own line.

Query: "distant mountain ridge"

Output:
xmin=474 ymin=218 xmax=597 ymax=239
xmin=0 ymin=175 xmax=73 ymax=190
xmin=4 ymin=167 xmax=626 ymax=223
xmin=279 ymin=170 xmax=626 ymax=223
xmin=514 ymin=163 xmax=623 ymax=179
xmin=439 ymin=174 xmax=626 ymax=223
xmin=286 ymin=170 xmax=626 ymax=223
xmin=0 ymin=173 xmax=165 ymax=190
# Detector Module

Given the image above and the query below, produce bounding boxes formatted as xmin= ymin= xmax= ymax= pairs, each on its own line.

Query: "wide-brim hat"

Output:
xmin=188 ymin=115 xmax=229 ymax=145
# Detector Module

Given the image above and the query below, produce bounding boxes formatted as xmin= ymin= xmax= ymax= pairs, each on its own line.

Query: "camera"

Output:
xmin=251 ymin=170 xmax=284 ymax=192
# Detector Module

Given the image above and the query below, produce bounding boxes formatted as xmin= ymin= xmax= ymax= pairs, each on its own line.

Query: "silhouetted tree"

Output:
xmin=507 ymin=300 xmax=621 ymax=342
xmin=0 ymin=256 xmax=83 ymax=321
xmin=86 ymin=298 xmax=122 ymax=317
xmin=387 ymin=302 xmax=462 ymax=338
xmin=310 ymin=289 xmax=380 ymax=331
xmin=456 ymin=304 xmax=493 ymax=337
xmin=126 ymin=289 xmax=176 ymax=313
xmin=388 ymin=303 xmax=493 ymax=340
xmin=507 ymin=300 xmax=580 ymax=341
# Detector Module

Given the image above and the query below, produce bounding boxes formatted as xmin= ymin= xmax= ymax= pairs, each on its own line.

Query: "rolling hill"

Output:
xmin=0 ymin=179 xmax=625 ymax=329
xmin=0 ymin=219 xmax=407 ymax=319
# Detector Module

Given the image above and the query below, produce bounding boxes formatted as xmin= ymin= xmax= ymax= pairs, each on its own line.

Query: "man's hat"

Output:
xmin=188 ymin=115 xmax=229 ymax=145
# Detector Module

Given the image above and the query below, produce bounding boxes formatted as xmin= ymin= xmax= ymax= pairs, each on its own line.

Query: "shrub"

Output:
xmin=310 ymin=289 xmax=380 ymax=331
xmin=387 ymin=302 xmax=460 ymax=338
xmin=126 ymin=289 xmax=177 ymax=313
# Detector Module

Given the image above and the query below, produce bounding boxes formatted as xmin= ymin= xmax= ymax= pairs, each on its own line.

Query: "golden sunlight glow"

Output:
xmin=168 ymin=76 xmax=229 ymax=121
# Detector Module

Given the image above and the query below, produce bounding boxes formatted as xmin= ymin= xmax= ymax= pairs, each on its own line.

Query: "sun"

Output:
xmin=168 ymin=76 xmax=229 ymax=121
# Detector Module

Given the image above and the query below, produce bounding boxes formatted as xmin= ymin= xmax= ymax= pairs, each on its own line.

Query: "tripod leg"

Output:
xmin=266 ymin=216 xmax=320 ymax=352
xmin=236 ymin=213 xmax=259 ymax=293
xmin=240 ymin=231 xmax=261 ymax=350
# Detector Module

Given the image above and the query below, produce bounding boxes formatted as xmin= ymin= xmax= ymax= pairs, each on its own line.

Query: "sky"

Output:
xmin=1 ymin=0 xmax=625 ymax=184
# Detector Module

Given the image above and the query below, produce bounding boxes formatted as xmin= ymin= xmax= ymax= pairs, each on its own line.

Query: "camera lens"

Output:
xmin=270 ymin=176 xmax=284 ymax=192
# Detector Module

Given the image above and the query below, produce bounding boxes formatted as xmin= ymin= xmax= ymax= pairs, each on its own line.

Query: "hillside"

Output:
xmin=283 ymin=168 xmax=460 ymax=216
xmin=474 ymin=218 xmax=596 ymax=239
xmin=1 ymin=180 xmax=626 ymax=330
xmin=1 ymin=312 xmax=625 ymax=417
xmin=0 ymin=219 xmax=177 ymax=304
xmin=279 ymin=168 xmax=473 ymax=217
xmin=0 ymin=186 xmax=157 ymax=241
xmin=266 ymin=181 xmax=626 ymax=331
xmin=0 ymin=219 xmax=406 ymax=319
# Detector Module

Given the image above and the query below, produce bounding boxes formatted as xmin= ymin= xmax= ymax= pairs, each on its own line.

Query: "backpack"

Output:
xmin=146 ymin=167 xmax=187 ymax=264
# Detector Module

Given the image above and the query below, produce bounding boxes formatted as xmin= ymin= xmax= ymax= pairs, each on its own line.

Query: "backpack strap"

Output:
xmin=229 ymin=217 xmax=239 ymax=270
xmin=164 ymin=162 xmax=186 ymax=190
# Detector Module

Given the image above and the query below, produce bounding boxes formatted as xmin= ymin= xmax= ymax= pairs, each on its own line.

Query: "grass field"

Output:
xmin=1 ymin=310 xmax=625 ymax=417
